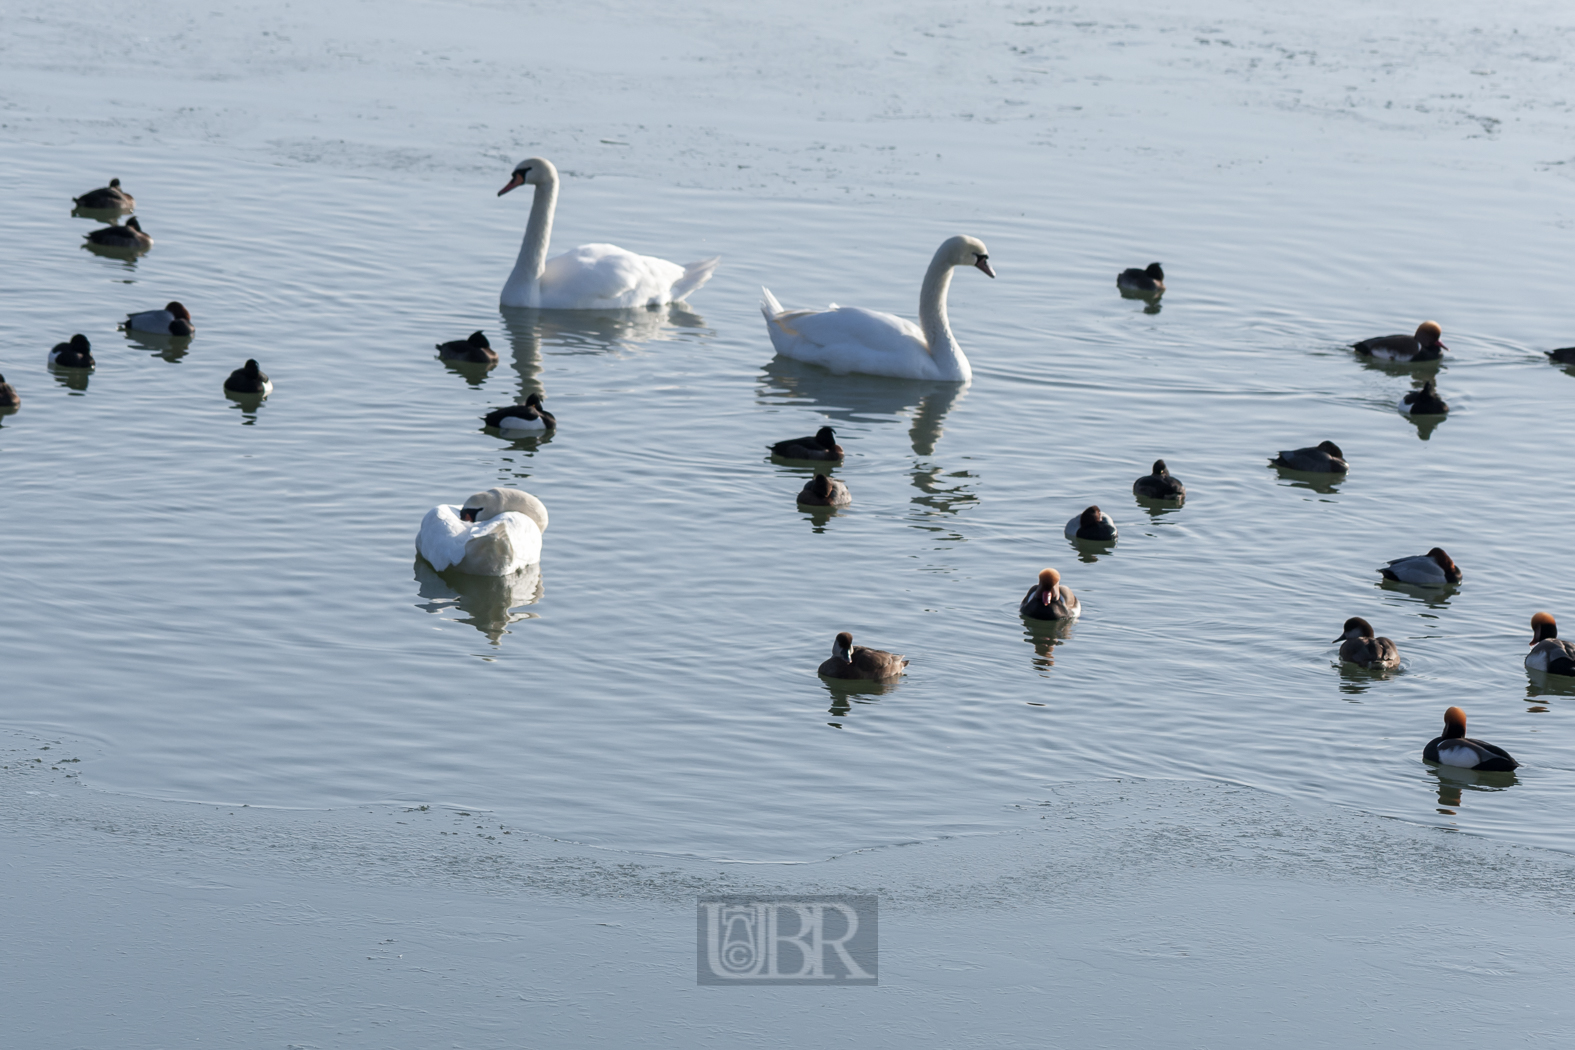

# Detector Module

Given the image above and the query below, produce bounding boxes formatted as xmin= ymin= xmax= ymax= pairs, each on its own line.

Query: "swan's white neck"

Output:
xmin=918 ymin=248 xmax=971 ymax=382
xmin=501 ymin=174 xmax=558 ymax=308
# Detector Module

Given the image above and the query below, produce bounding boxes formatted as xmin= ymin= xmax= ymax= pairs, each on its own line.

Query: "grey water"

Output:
xmin=4 ymin=0 xmax=1575 ymax=866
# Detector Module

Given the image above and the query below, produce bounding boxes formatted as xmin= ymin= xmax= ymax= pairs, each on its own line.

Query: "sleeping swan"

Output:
xmin=416 ymin=487 xmax=549 ymax=577
xmin=498 ymin=157 xmax=719 ymax=310
xmin=759 ymin=235 xmax=994 ymax=382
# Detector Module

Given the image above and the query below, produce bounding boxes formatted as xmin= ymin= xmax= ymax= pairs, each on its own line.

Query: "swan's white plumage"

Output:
xmin=416 ymin=488 xmax=548 ymax=577
xmin=759 ymin=235 xmax=991 ymax=382
xmin=499 ymin=157 xmax=718 ymax=310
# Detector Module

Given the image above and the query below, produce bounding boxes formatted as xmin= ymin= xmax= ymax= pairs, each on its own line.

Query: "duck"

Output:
xmin=416 ymin=487 xmax=548 ymax=576
xmin=1271 ymin=441 xmax=1348 ymax=473
xmin=1378 ymin=548 xmax=1462 ymax=586
xmin=1332 ymin=617 xmax=1400 ymax=669
xmin=1019 ymin=568 xmax=1081 ymax=622
xmin=1544 ymin=347 xmax=1575 ymax=364
xmin=1065 ymin=505 xmax=1117 ymax=541
xmin=1398 ymin=378 xmax=1448 ymax=416
xmin=760 ymin=235 xmax=994 ymax=382
xmin=223 ymin=359 xmax=272 ymax=395
xmin=1525 ymin=612 xmax=1575 ymax=676
xmin=768 ymin=425 xmax=844 ymax=461
xmin=1132 ymin=459 xmax=1184 ymax=500
xmin=499 ymin=157 xmax=719 ymax=309
xmin=436 ymin=330 xmax=498 ymax=364
xmin=1424 ymin=707 xmax=1518 ymax=771
xmin=73 ymin=178 xmax=134 ymax=211
xmin=48 ymin=334 xmax=95 ymax=369
xmin=483 ymin=393 xmax=556 ymax=432
xmin=0 ymin=373 xmax=19 ymax=409
xmin=84 ymin=216 xmax=152 ymax=250
xmin=1116 ymin=262 xmax=1164 ymax=296
xmin=1353 ymin=321 xmax=1446 ymax=362
xmin=123 ymin=302 xmax=194 ymax=337
xmin=798 ymin=473 xmax=851 ymax=507
xmin=817 ymin=632 xmax=908 ymax=681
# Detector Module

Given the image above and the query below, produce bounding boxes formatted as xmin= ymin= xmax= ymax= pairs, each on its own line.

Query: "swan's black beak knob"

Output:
xmin=460 ymin=506 xmax=480 ymax=523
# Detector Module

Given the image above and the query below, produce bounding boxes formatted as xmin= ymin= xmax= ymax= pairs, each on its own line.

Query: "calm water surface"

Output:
xmin=3 ymin=0 xmax=1575 ymax=859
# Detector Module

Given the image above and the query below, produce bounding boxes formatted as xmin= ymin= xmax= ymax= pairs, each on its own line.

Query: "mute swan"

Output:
xmin=1020 ymin=568 xmax=1081 ymax=622
xmin=818 ymin=632 xmax=907 ymax=681
xmin=497 ymin=157 xmax=719 ymax=310
xmin=49 ymin=335 xmax=95 ymax=369
xmin=84 ymin=216 xmax=151 ymax=249
xmin=1424 ymin=707 xmax=1518 ymax=771
xmin=436 ymin=330 xmax=498 ymax=364
xmin=124 ymin=302 xmax=193 ymax=337
xmin=1333 ymin=617 xmax=1400 ymax=670
xmin=224 ymin=359 xmax=272 ymax=395
xmin=0 ymin=373 xmax=19 ymax=409
xmin=760 ymin=235 xmax=994 ymax=382
xmin=1379 ymin=549 xmax=1462 ymax=586
xmin=484 ymin=393 xmax=555 ymax=432
xmin=1526 ymin=613 xmax=1575 ymax=676
xmin=1271 ymin=441 xmax=1347 ymax=473
xmin=1117 ymin=263 xmax=1164 ymax=296
xmin=1132 ymin=459 xmax=1185 ymax=500
xmin=797 ymin=474 xmax=851 ymax=507
xmin=73 ymin=178 xmax=134 ymax=211
xmin=1398 ymin=378 xmax=1448 ymax=416
xmin=768 ymin=426 xmax=843 ymax=461
xmin=417 ymin=487 xmax=548 ymax=576
xmin=1354 ymin=322 xmax=1445 ymax=362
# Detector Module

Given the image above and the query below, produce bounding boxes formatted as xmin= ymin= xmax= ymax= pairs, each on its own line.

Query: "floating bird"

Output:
xmin=1271 ymin=441 xmax=1348 ymax=473
xmin=797 ymin=473 xmax=851 ymax=507
xmin=1332 ymin=617 xmax=1399 ymax=669
xmin=436 ymin=330 xmax=498 ymax=365
xmin=1065 ymin=505 xmax=1117 ymax=541
xmin=768 ymin=426 xmax=844 ymax=461
xmin=0 ymin=373 xmax=19 ymax=409
xmin=1423 ymin=707 xmax=1518 ymax=771
xmin=48 ymin=334 xmax=95 ymax=369
xmin=1353 ymin=321 xmax=1446 ymax=362
xmin=1019 ymin=568 xmax=1081 ymax=622
xmin=1525 ymin=612 xmax=1575 ymax=676
xmin=1398 ymin=378 xmax=1448 ymax=416
xmin=483 ymin=393 xmax=556 ymax=432
xmin=1116 ymin=262 xmax=1164 ymax=296
xmin=223 ymin=359 xmax=272 ymax=395
xmin=1544 ymin=347 xmax=1575 ymax=364
xmin=124 ymin=302 xmax=194 ymax=337
xmin=817 ymin=632 xmax=908 ymax=681
xmin=84 ymin=216 xmax=152 ymax=250
xmin=760 ymin=235 xmax=993 ymax=382
xmin=416 ymin=487 xmax=548 ymax=576
xmin=1378 ymin=548 xmax=1462 ymax=587
xmin=1132 ymin=459 xmax=1184 ymax=500
xmin=499 ymin=157 xmax=718 ymax=309
xmin=73 ymin=178 xmax=134 ymax=211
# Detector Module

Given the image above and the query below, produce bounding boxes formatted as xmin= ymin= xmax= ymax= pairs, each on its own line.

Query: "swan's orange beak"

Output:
xmin=498 ymin=172 xmax=525 ymax=197
xmin=975 ymin=256 xmax=996 ymax=278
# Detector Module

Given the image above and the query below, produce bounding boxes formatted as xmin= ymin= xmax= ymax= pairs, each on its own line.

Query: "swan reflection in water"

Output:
xmin=758 ymin=358 xmax=965 ymax=457
xmin=1427 ymin=765 xmax=1518 ymax=816
xmin=122 ymin=329 xmax=191 ymax=364
xmin=413 ymin=558 xmax=542 ymax=645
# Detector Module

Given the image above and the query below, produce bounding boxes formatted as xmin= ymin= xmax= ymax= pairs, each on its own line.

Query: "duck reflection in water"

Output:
xmin=413 ymin=559 xmax=542 ymax=645
xmin=1022 ymin=619 xmax=1075 ymax=671
xmin=1426 ymin=765 xmax=1518 ymax=816
xmin=758 ymin=358 xmax=965 ymax=457
xmin=121 ymin=328 xmax=191 ymax=363
xmin=822 ymin=675 xmax=900 ymax=726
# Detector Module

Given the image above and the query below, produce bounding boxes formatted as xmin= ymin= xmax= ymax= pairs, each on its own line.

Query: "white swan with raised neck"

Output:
xmin=498 ymin=157 xmax=719 ymax=310
xmin=758 ymin=235 xmax=994 ymax=382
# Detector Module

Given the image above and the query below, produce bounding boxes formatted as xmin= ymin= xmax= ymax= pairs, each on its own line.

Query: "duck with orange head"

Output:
xmin=1526 ymin=612 xmax=1575 ymax=676
xmin=1424 ymin=707 xmax=1518 ymax=771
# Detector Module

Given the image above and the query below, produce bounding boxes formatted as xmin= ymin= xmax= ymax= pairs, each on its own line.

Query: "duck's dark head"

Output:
xmin=109 ymin=178 xmax=121 ymax=188
xmin=1333 ymin=616 xmax=1374 ymax=642
xmin=1080 ymin=505 xmax=1102 ymax=528
xmin=125 ymin=217 xmax=143 ymax=231
xmin=468 ymin=331 xmax=490 ymax=349
xmin=525 ymin=392 xmax=544 ymax=408
xmin=1316 ymin=440 xmax=1344 ymax=459
xmin=1442 ymin=706 xmax=1467 ymax=739
xmin=1145 ymin=262 xmax=1164 ymax=280
xmin=166 ymin=302 xmax=191 ymax=320
xmin=70 ymin=334 xmax=90 ymax=352
xmin=1151 ymin=459 xmax=1168 ymax=477
xmin=815 ymin=426 xmax=838 ymax=449
xmin=1532 ymin=611 xmax=1558 ymax=645
xmin=812 ymin=474 xmax=834 ymax=499
xmin=243 ymin=359 xmax=262 ymax=377
xmin=1427 ymin=548 xmax=1462 ymax=583
xmin=832 ymin=631 xmax=853 ymax=660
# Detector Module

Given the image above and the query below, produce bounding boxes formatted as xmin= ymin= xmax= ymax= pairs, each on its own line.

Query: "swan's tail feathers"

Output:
xmin=671 ymin=256 xmax=721 ymax=302
xmin=760 ymin=286 xmax=785 ymax=321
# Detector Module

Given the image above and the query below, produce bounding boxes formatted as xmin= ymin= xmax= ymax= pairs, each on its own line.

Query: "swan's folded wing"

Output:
xmin=490 ymin=510 xmax=543 ymax=568
xmin=544 ymin=244 xmax=685 ymax=307
xmin=788 ymin=306 xmax=925 ymax=354
xmin=416 ymin=505 xmax=471 ymax=572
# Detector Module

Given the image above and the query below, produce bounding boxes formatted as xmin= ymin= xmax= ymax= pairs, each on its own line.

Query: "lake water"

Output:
xmin=5 ymin=0 xmax=1575 ymax=868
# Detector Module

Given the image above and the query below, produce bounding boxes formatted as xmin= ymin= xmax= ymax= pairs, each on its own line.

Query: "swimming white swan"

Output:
xmin=417 ymin=487 xmax=548 ymax=577
xmin=759 ymin=235 xmax=994 ymax=382
xmin=497 ymin=157 xmax=719 ymax=310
